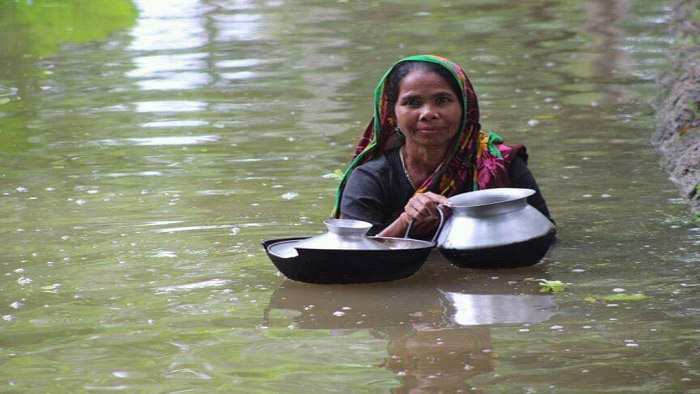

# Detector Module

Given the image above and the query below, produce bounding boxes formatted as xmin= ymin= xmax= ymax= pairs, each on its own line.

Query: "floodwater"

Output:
xmin=1 ymin=0 xmax=698 ymax=392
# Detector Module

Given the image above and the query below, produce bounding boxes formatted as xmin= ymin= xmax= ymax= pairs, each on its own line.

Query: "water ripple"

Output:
xmin=156 ymin=279 xmax=231 ymax=293
xmin=127 ymin=136 xmax=219 ymax=146
xmin=134 ymin=101 xmax=207 ymax=113
xmin=141 ymin=120 xmax=209 ymax=128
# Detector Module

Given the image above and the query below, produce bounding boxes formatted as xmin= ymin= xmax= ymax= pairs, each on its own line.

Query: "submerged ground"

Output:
xmin=655 ymin=0 xmax=700 ymax=213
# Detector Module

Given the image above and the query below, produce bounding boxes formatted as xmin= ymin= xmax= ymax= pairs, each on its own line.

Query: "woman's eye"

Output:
xmin=436 ymin=96 xmax=452 ymax=104
xmin=404 ymin=99 xmax=420 ymax=107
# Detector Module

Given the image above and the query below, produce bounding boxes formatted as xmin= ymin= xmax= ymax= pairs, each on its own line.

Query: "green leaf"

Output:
xmin=537 ymin=279 xmax=565 ymax=293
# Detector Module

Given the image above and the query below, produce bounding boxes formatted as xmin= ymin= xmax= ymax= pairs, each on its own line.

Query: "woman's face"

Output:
xmin=394 ymin=69 xmax=462 ymax=149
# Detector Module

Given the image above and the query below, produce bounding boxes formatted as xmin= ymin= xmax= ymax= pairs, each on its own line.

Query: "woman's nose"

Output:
xmin=419 ymin=105 xmax=439 ymax=120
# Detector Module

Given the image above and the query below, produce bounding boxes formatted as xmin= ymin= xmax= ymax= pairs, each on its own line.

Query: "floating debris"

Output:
xmin=535 ymin=279 xmax=566 ymax=293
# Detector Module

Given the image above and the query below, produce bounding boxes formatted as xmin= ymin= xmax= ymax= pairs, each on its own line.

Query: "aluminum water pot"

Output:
xmin=435 ymin=188 xmax=556 ymax=269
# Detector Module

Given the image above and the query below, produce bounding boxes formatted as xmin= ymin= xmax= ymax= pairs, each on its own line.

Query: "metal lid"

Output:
xmin=294 ymin=219 xmax=390 ymax=251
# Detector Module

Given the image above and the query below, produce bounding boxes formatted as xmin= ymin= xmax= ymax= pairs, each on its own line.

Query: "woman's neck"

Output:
xmin=402 ymin=143 xmax=449 ymax=187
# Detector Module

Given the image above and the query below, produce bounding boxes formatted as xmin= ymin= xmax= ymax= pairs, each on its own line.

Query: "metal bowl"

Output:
xmin=262 ymin=236 xmax=434 ymax=284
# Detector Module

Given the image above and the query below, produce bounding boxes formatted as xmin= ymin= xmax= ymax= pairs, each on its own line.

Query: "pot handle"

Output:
xmin=404 ymin=204 xmax=446 ymax=244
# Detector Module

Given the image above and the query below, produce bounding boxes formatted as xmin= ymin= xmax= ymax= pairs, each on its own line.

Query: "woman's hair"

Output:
xmin=384 ymin=61 xmax=463 ymax=115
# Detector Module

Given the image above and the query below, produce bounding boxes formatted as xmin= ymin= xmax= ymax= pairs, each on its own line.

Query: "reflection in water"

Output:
xmin=377 ymin=325 xmax=493 ymax=393
xmin=581 ymin=0 xmax=633 ymax=104
xmin=444 ymin=293 xmax=556 ymax=326
xmin=128 ymin=0 xmax=209 ymax=51
xmin=265 ymin=255 xmax=557 ymax=391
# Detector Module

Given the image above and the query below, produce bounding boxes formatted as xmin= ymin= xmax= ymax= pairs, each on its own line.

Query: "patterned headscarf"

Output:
xmin=332 ymin=55 xmax=524 ymax=217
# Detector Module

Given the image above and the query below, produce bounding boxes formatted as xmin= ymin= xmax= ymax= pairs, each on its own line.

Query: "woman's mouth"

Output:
xmin=418 ymin=127 xmax=443 ymax=134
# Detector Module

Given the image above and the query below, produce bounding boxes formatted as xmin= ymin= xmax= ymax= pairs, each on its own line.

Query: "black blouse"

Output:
xmin=340 ymin=148 xmax=552 ymax=235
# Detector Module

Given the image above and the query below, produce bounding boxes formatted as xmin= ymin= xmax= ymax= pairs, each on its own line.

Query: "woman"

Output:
xmin=333 ymin=55 xmax=552 ymax=238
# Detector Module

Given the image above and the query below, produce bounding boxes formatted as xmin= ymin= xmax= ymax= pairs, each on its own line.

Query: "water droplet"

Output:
xmin=527 ymin=119 xmax=539 ymax=127
xmin=332 ymin=311 xmax=345 ymax=317
xmin=281 ymin=192 xmax=299 ymax=200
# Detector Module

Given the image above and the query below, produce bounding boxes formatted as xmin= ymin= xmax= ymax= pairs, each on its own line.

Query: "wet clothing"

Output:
xmin=341 ymin=148 xmax=551 ymax=235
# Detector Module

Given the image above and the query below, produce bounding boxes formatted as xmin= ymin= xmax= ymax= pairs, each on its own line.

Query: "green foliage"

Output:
xmin=692 ymin=8 xmax=700 ymax=23
xmin=0 ymin=0 xmax=137 ymax=57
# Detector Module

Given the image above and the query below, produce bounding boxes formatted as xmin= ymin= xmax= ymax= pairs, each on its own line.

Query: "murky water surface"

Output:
xmin=1 ymin=0 xmax=698 ymax=392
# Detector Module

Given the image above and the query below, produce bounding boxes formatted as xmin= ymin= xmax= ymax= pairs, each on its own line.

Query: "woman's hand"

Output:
xmin=403 ymin=192 xmax=451 ymax=235
xmin=376 ymin=192 xmax=451 ymax=239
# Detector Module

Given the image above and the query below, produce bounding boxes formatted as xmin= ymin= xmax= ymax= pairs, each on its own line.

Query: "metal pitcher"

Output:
xmin=407 ymin=188 xmax=556 ymax=269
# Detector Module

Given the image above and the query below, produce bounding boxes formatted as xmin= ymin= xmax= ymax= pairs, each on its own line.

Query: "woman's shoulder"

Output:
xmin=353 ymin=148 xmax=401 ymax=174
